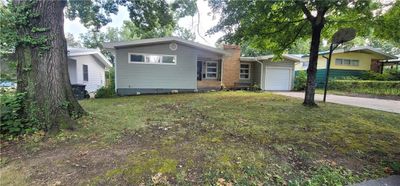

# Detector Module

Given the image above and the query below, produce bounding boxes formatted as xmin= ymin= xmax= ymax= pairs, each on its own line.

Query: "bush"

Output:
xmin=95 ymin=68 xmax=116 ymax=98
xmin=360 ymin=70 xmax=400 ymax=81
xmin=0 ymin=93 xmax=39 ymax=139
xmin=95 ymin=86 xmax=115 ymax=98
xmin=294 ymin=71 xmax=307 ymax=91
xmin=329 ymin=80 xmax=400 ymax=96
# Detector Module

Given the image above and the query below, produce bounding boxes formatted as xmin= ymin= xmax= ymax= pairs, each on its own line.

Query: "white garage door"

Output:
xmin=265 ymin=67 xmax=292 ymax=90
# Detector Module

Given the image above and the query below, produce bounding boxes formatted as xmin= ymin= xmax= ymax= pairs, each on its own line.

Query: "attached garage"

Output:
xmin=265 ymin=66 xmax=293 ymax=90
xmin=239 ymin=54 xmax=300 ymax=91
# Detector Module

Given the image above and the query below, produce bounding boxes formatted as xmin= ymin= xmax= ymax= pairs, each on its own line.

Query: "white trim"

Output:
xmin=114 ymin=51 xmax=118 ymax=92
xmin=254 ymin=59 xmax=264 ymax=90
xmin=69 ymin=50 xmax=112 ymax=68
xmin=264 ymin=66 xmax=293 ymax=91
xmin=128 ymin=53 xmax=177 ymax=65
xmin=205 ymin=61 xmax=218 ymax=79
xmin=220 ymin=58 xmax=224 ymax=86
xmin=239 ymin=62 xmax=251 ymax=80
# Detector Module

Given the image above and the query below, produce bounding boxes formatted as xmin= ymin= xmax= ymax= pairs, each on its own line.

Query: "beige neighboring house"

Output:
xmin=68 ymin=48 xmax=113 ymax=92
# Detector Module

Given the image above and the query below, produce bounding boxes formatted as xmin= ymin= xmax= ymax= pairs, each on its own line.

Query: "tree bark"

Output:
xmin=303 ymin=21 xmax=324 ymax=106
xmin=14 ymin=0 xmax=85 ymax=133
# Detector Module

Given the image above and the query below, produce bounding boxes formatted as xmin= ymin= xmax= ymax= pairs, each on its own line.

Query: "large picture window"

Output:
xmin=240 ymin=63 xmax=251 ymax=80
xmin=335 ymin=58 xmax=359 ymax=66
xmin=206 ymin=61 xmax=218 ymax=79
xmin=129 ymin=53 xmax=176 ymax=65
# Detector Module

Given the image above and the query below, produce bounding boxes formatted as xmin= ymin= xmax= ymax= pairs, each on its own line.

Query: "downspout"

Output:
xmin=254 ymin=57 xmax=264 ymax=90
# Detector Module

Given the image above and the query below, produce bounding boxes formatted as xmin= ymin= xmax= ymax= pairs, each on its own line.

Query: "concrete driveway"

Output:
xmin=273 ymin=91 xmax=400 ymax=114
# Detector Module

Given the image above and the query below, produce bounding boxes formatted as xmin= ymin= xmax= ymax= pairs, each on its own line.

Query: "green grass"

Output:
xmin=1 ymin=91 xmax=400 ymax=185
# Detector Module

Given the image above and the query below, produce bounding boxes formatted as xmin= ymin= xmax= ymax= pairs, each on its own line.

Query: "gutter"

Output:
xmin=254 ymin=57 xmax=264 ymax=90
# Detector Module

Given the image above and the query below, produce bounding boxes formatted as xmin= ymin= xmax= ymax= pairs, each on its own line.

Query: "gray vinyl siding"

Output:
xmin=239 ymin=62 xmax=258 ymax=84
xmin=115 ymin=43 xmax=222 ymax=90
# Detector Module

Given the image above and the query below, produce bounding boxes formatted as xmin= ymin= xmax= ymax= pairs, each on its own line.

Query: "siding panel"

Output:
xmin=115 ymin=43 xmax=222 ymax=90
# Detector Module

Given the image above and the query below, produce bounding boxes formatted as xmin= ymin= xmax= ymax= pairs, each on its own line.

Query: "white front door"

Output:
xmin=265 ymin=67 xmax=292 ymax=90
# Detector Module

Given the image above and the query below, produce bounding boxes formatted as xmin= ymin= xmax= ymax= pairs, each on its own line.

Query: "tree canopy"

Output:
xmin=208 ymin=0 xmax=380 ymax=55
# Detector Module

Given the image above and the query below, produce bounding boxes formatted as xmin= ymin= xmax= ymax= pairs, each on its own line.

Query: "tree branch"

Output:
xmin=281 ymin=20 xmax=308 ymax=50
xmin=296 ymin=1 xmax=314 ymax=22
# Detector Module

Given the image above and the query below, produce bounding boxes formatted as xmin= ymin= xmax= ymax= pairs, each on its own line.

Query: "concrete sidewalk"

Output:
xmin=353 ymin=175 xmax=400 ymax=186
xmin=273 ymin=92 xmax=400 ymax=114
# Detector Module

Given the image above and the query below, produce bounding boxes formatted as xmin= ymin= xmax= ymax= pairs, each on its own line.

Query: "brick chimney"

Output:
xmin=222 ymin=45 xmax=241 ymax=88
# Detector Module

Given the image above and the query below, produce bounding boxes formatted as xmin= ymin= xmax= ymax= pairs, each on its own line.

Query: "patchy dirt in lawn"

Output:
xmin=1 ymin=92 xmax=399 ymax=185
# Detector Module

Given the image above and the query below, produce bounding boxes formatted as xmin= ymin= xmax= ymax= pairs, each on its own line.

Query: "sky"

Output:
xmin=64 ymin=0 xmax=224 ymax=47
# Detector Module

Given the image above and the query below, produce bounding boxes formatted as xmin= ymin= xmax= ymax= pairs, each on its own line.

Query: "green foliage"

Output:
xmin=65 ymin=33 xmax=81 ymax=47
xmin=296 ymin=166 xmax=359 ymax=186
xmin=0 ymin=93 xmax=40 ymax=139
xmin=294 ymin=71 xmax=307 ymax=91
xmin=0 ymin=1 xmax=50 ymax=53
xmin=208 ymin=0 xmax=378 ymax=55
xmin=360 ymin=70 xmax=400 ymax=81
xmin=373 ymin=0 xmax=400 ymax=46
xmin=95 ymin=86 xmax=115 ymax=99
xmin=66 ymin=0 xmax=197 ymax=31
xmin=95 ymin=68 xmax=116 ymax=98
xmin=329 ymin=80 xmax=400 ymax=96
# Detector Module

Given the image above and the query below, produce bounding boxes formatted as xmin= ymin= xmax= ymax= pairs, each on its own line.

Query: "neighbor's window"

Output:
xmin=83 ymin=64 xmax=88 ymax=81
xmin=335 ymin=58 xmax=359 ymax=66
xmin=206 ymin=61 xmax=218 ymax=79
xmin=240 ymin=63 xmax=251 ymax=80
xmin=129 ymin=53 xmax=176 ymax=64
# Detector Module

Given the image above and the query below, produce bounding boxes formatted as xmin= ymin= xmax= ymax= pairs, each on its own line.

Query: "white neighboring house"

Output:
xmin=68 ymin=48 xmax=113 ymax=92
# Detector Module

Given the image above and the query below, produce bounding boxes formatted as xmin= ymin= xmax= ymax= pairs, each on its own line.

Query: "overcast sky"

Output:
xmin=64 ymin=0 xmax=223 ymax=47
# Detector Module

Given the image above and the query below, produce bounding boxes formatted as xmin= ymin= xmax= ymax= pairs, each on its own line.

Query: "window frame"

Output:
xmin=128 ymin=53 xmax=177 ymax=65
xmin=335 ymin=58 xmax=359 ymax=66
xmin=83 ymin=64 xmax=89 ymax=82
xmin=239 ymin=63 xmax=251 ymax=80
xmin=205 ymin=61 xmax=218 ymax=79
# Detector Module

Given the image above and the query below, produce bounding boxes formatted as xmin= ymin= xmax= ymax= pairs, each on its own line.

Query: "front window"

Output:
xmin=129 ymin=53 xmax=176 ymax=64
xmin=206 ymin=61 xmax=218 ymax=79
xmin=335 ymin=58 xmax=359 ymax=66
xmin=240 ymin=63 xmax=251 ymax=80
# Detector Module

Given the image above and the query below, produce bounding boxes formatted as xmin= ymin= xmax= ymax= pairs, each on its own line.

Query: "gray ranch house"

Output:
xmin=104 ymin=37 xmax=300 ymax=96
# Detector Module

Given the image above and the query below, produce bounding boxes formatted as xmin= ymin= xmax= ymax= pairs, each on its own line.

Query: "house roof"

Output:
xmin=384 ymin=55 xmax=400 ymax=62
xmin=103 ymin=37 xmax=228 ymax=55
xmin=306 ymin=46 xmax=397 ymax=59
xmin=240 ymin=54 xmax=302 ymax=62
xmin=68 ymin=48 xmax=113 ymax=68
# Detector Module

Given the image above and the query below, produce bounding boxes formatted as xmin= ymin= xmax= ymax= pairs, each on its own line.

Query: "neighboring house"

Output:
xmin=295 ymin=46 xmax=397 ymax=86
xmin=68 ymin=48 xmax=113 ymax=92
xmin=104 ymin=37 xmax=301 ymax=96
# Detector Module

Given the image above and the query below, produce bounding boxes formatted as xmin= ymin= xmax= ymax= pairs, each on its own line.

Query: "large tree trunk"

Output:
xmin=14 ymin=0 xmax=85 ymax=133
xmin=303 ymin=23 xmax=324 ymax=106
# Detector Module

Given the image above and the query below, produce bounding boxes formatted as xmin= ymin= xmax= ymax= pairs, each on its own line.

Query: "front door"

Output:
xmin=197 ymin=61 xmax=202 ymax=80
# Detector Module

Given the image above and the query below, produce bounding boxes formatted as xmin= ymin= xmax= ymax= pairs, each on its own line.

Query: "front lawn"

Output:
xmin=1 ymin=91 xmax=399 ymax=185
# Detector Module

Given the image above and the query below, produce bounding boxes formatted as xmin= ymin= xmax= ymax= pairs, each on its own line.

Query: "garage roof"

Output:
xmin=240 ymin=54 xmax=302 ymax=62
